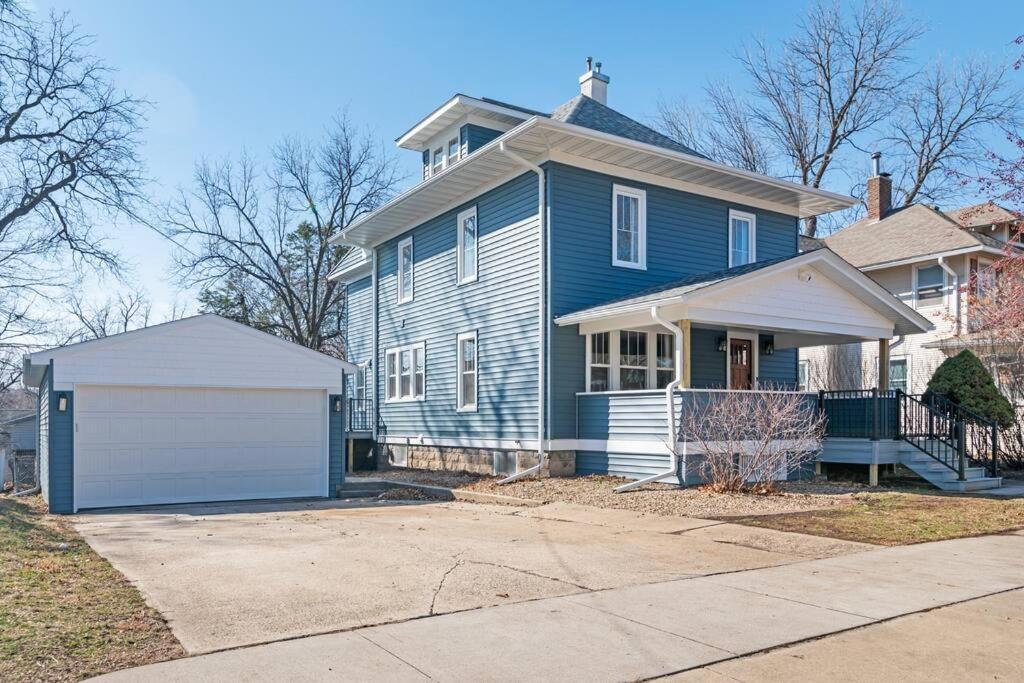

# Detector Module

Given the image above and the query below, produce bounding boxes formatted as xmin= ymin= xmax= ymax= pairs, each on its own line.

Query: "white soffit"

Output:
xmin=396 ymin=95 xmax=533 ymax=150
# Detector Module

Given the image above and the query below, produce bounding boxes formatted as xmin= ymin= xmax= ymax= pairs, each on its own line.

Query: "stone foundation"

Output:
xmin=377 ymin=443 xmax=575 ymax=477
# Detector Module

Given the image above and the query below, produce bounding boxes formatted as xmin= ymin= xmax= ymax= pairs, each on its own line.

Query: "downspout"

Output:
xmin=497 ymin=141 xmax=546 ymax=484
xmin=937 ymin=256 xmax=960 ymax=336
xmin=370 ymin=248 xmax=379 ymax=445
xmin=615 ymin=305 xmax=686 ymax=493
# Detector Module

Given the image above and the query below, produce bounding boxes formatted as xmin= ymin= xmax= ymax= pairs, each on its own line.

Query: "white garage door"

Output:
xmin=75 ymin=385 xmax=327 ymax=509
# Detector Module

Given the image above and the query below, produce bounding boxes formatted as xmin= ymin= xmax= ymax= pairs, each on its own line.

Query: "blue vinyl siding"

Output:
xmin=344 ymin=275 xmax=372 ymax=397
xmin=548 ymin=162 xmax=799 ymax=437
xmin=758 ymin=334 xmax=798 ymax=388
xmin=460 ymin=124 xmax=503 ymax=157
xmin=376 ymin=171 xmax=539 ymax=440
xmin=329 ymin=393 xmax=346 ymax=493
xmin=47 ymin=377 xmax=74 ymax=514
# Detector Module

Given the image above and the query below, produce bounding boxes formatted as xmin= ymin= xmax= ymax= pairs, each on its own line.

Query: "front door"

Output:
xmin=729 ymin=339 xmax=753 ymax=390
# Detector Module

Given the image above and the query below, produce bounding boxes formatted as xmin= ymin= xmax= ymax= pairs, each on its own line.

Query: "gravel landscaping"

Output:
xmin=355 ymin=469 xmax=867 ymax=518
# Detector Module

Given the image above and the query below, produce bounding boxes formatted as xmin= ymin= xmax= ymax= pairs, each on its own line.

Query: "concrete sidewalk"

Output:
xmin=94 ymin=532 xmax=1024 ymax=682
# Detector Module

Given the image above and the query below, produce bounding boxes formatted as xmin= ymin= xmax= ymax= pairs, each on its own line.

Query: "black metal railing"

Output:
xmin=348 ymin=397 xmax=373 ymax=432
xmin=820 ymin=389 xmax=1000 ymax=479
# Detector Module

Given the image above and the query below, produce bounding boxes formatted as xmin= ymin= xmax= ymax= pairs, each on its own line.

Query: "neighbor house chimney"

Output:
xmin=866 ymin=151 xmax=892 ymax=221
xmin=579 ymin=57 xmax=610 ymax=105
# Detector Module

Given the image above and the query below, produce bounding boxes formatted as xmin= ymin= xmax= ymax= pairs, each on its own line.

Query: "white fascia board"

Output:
xmin=395 ymin=95 xmax=532 ymax=149
xmin=859 ymin=245 xmax=1006 ymax=271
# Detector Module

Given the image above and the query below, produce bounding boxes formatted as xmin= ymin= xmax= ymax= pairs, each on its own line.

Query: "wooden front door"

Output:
xmin=729 ymin=339 xmax=753 ymax=390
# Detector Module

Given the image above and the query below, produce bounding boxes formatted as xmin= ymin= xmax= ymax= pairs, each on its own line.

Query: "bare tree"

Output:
xmin=0 ymin=3 xmax=147 ymax=385
xmin=162 ymin=115 xmax=398 ymax=356
xmin=681 ymin=389 xmax=826 ymax=493
xmin=65 ymin=289 xmax=151 ymax=341
xmin=887 ymin=59 xmax=1022 ymax=207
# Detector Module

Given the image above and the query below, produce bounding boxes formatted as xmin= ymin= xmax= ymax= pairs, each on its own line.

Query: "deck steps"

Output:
xmin=899 ymin=451 xmax=1002 ymax=492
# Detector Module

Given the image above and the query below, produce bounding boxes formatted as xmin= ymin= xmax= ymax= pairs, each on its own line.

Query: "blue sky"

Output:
xmin=33 ymin=0 xmax=1024 ymax=317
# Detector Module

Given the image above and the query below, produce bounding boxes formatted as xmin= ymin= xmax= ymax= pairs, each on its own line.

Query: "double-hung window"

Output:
xmin=397 ymin=237 xmax=414 ymax=303
xmin=888 ymin=358 xmax=908 ymax=393
xmin=915 ymin=264 xmax=944 ymax=304
xmin=612 ymin=185 xmax=646 ymax=269
xmin=456 ymin=332 xmax=477 ymax=411
xmin=385 ymin=343 xmax=425 ymax=402
xmin=588 ymin=332 xmax=610 ymax=392
xmin=728 ymin=209 xmax=756 ymax=267
xmin=655 ymin=333 xmax=675 ymax=389
xmin=432 ymin=147 xmax=444 ymax=175
xmin=457 ymin=206 xmax=478 ymax=284
xmin=447 ymin=137 xmax=460 ymax=166
xmin=619 ymin=330 xmax=648 ymax=390
xmin=355 ymin=365 xmax=366 ymax=400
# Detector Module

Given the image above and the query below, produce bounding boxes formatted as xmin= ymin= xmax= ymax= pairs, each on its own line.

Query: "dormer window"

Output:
xmin=432 ymin=147 xmax=444 ymax=176
xmin=447 ymin=137 xmax=459 ymax=166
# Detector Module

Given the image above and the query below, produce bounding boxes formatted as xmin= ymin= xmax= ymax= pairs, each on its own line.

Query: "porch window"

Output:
xmin=915 ymin=264 xmax=944 ymax=304
xmin=589 ymin=331 xmax=610 ymax=392
xmin=888 ymin=358 xmax=908 ymax=393
xmin=655 ymin=333 xmax=675 ymax=389
xmin=619 ymin=330 xmax=648 ymax=390
xmin=612 ymin=185 xmax=646 ymax=269
xmin=457 ymin=332 xmax=477 ymax=411
xmin=457 ymin=206 xmax=478 ymax=284
xmin=398 ymin=237 xmax=414 ymax=303
xmin=385 ymin=342 xmax=425 ymax=402
xmin=728 ymin=209 xmax=756 ymax=267
xmin=798 ymin=360 xmax=809 ymax=391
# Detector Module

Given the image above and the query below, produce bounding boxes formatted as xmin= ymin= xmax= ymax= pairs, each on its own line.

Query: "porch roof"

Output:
xmin=553 ymin=249 xmax=933 ymax=345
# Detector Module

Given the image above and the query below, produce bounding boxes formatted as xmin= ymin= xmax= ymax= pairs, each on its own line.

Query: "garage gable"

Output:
xmin=25 ymin=314 xmax=354 ymax=392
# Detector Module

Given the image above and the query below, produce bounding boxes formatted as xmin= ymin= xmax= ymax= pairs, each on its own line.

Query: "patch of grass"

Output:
xmin=0 ymin=495 xmax=183 ymax=682
xmin=730 ymin=492 xmax=1024 ymax=546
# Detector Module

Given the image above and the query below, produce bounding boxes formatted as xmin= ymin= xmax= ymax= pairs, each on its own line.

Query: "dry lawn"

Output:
xmin=0 ymin=495 xmax=183 ymax=682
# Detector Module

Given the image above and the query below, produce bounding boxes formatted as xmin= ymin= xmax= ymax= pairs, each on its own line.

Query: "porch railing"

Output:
xmin=818 ymin=389 xmax=898 ymax=440
xmin=348 ymin=397 xmax=373 ymax=432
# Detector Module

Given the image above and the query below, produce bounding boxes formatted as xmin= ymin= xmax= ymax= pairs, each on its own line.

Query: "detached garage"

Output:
xmin=22 ymin=314 xmax=355 ymax=513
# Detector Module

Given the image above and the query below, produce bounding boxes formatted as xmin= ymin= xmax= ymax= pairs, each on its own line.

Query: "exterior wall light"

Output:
xmin=57 ymin=394 xmax=68 ymax=412
xmin=333 ymin=397 xmax=343 ymax=413
xmin=717 ymin=337 xmax=727 ymax=353
xmin=761 ymin=338 xmax=775 ymax=356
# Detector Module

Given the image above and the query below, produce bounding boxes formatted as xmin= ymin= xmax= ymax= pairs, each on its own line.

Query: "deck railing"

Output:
xmin=818 ymin=389 xmax=899 ymax=440
xmin=348 ymin=397 xmax=373 ymax=432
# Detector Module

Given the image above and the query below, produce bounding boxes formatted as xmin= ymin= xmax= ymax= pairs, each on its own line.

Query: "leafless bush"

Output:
xmin=681 ymin=390 xmax=826 ymax=493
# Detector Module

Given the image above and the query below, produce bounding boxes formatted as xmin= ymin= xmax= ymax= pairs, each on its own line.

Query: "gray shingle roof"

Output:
xmin=824 ymin=204 xmax=997 ymax=268
xmin=947 ymin=202 xmax=1021 ymax=229
xmin=548 ymin=95 xmax=706 ymax=158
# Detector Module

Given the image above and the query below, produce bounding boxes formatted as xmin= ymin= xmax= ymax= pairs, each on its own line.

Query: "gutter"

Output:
xmin=496 ymin=141 xmax=547 ymax=484
xmin=615 ymin=305 xmax=686 ymax=493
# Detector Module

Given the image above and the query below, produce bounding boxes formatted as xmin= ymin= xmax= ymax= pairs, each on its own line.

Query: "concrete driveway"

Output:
xmin=73 ymin=498 xmax=866 ymax=654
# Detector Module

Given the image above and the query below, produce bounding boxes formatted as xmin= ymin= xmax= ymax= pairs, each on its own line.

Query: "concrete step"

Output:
xmin=335 ymin=479 xmax=401 ymax=498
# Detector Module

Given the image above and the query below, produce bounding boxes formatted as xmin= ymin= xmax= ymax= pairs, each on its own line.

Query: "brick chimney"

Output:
xmin=866 ymin=151 xmax=892 ymax=221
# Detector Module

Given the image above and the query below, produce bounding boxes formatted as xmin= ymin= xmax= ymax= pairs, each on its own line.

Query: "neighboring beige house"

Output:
xmin=801 ymin=154 xmax=1021 ymax=395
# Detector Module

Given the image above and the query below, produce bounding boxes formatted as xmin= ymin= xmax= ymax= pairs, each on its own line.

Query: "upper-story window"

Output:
xmin=432 ymin=147 xmax=444 ymax=176
xmin=447 ymin=137 xmax=460 ymax=166
xmin=457 ymin=206 xmax=478 ymax=284
xmin=728 ymin=209 xmax=756 ymax=267
xmin=397 ymin=236 xmax=414 ymax=304
xmin=915 ymin=264 xmax=944 ymax=305
xmin=612 ymin=184 xmax=646 ymax=270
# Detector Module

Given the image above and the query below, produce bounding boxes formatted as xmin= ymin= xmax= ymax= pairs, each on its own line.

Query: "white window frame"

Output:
xmin=611 ymin=184 xmax=647 ymax=270
xmin=728 ymin=209 xmax=757 ymax=267
xmin=798 ymin=360 xmax=809 ymax=391
xmin=457 ymin=206 xmax=478 ymax=285
xmin=447 ymin=136 xmax=460 ymax=167
xmin=654 ymin=332 xmax=675 ymax=389
xmin=586 ymin=331 xmax=612 ymax=392
xmin=384 ymin=342 xmax=426 ymax=403
xmin=888 ymin=357 xmax=909 ymax=393
xmin=618 ymin=329 xmax=649 ymax=390
xmin=913 ymin=263 xmax=946 ymax=307
xmin=432 ymin=147 xmax=444 ymax=175
xmin=355 ymin=364 xmax=367 ymax=400
xmin=456 ymin=331 xmax=478 ymax=412
xmin=397 ymin=236 xmax=414 ymax=304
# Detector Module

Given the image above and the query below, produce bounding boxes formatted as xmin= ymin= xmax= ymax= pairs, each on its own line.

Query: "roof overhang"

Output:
xmin=859 ymin=245 xmax=1010 ymax=271
xmin=396 ymin=95 xmax=533 ymax=150
xmin=338 ymin=117 xmax=857 ymax=248
xmin=327 ymin=244 xmax=372 ymax=283
xmin=554 ymin=249 xmax=933 ymax=343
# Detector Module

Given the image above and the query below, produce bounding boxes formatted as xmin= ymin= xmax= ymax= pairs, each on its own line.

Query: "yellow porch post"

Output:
xmin=678 ymin=320 xmax=692 ymax=389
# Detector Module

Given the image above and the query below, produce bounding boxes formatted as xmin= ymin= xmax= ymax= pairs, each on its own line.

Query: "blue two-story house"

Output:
xmin=332 ymin=62 xmax=930 ymax=484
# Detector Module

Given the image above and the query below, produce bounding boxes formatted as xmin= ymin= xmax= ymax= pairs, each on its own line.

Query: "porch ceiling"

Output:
xmin=554 ymin=249 xmax=933 ymax=346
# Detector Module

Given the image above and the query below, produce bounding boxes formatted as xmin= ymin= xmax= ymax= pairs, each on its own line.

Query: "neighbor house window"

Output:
xmin=457 ymin=206 xmax=478 ymax=284
xmin=889 ymin=358 xmax=908 ymax=393
xmin=612 ymin=185 xmax=646 ymax=269
xmin=433 ymin=147 xmax=444 ymax=175
xmin=588 ymin=332 xmax=610 ymax=392
xmin=397 ymin=236 xmax=414 ymax=303
xmin=457 ymin=331 xmax=477 ymax=411
xmin=619 ymin=330 xmax=648 ymax=390
xmin=447 ymin=137 xmax=460 ymax=166
xmin=655 ymin=333 xmax=675 ymax=389
xmin=728 ymin=209 xmax=756 ymax=267
xmin=915 ymin=264 xmax=945 ymax=304
xmin=798 ymin=360 xmax=809 ymax=391
xmin=385 ymin=343 xmax=425 ymax=402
